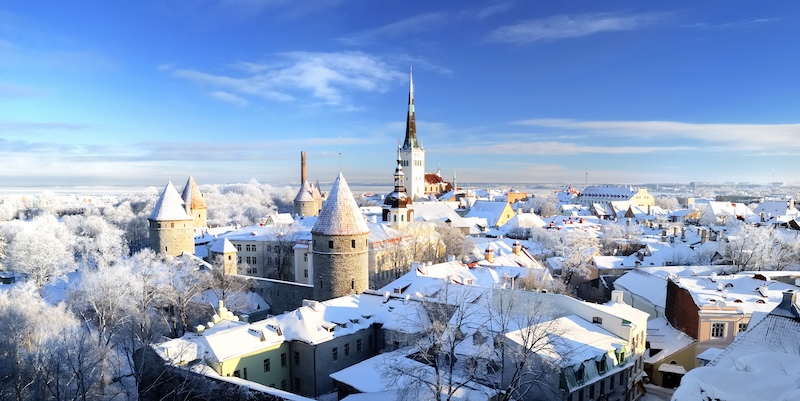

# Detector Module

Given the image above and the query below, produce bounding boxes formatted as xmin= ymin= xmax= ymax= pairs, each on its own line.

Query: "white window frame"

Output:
xmin=710 ymin=322 xmax=726 ymax=339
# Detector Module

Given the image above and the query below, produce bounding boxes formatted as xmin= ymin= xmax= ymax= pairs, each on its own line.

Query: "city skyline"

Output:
xmin=1 ymin=1 xmax=799 ymax=187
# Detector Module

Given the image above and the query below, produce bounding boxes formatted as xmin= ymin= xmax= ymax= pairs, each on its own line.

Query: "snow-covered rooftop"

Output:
xmin=149 ymin=181 xmax=192 ymax=221
xmin=644 ymin=317 xmax=695 ymax=364
xmin=311 ymin=173 xmax=369 ymax=236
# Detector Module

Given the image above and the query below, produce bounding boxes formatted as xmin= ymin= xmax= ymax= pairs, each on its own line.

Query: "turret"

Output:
xmin=181 ymin=176 xmax=207 ymax=228
xmin=149 ymin=182 xmax=195 ymax=257
xmin=311 ymin=173 xmax=370 ymax=301
xmin=209 ymin=238 xmax=238 ymax=276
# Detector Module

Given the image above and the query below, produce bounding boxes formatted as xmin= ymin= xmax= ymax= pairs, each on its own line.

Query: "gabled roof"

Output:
xmin=311 ymin=173 xmax=369 ymax=236
xmin=181 ymin=176 xmax=207 ymax=210
xmin=149 ymin=181 xmax=193 ymax=221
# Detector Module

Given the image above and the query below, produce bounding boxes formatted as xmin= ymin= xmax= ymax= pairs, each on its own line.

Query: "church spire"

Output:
xmin=401 ymin=67 xmax=419 ymax=150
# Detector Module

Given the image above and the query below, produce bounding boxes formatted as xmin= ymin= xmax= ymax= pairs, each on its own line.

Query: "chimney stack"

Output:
xmin=485 ymin=247 xmax=495 ymax=263
xmin=512 ymin=241 xmax=521 ymax=256
xmin=301 ymin=151 xmax=307 ymax=183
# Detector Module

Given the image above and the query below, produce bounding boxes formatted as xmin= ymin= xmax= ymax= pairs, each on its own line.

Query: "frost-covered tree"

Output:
xmin=63 ymin=215 xmax=128 ymax=270
xmin=533 ymin=193 xmax=559 ymax=218
xmin=0 ymin=283 xmax=107 ymax=401
xmin=161 ymin=256 xmax=212 ymax=337
xmin=548 ymin=229 xmax=599 ymax=287
xmin=434 ymin=222 xmax=469 ymax=263
xmin=6 ymin=215 xmax=76 ymax=288
xmin=69 ymin=267 xmax=138 ymax=347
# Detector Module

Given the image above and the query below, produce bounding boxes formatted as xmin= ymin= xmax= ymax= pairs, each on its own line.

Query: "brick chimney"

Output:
xmin=484 ymin=247 xmax=494 ymax=263
xmin=301 ymin=151 xmax=307 ymax=183
xmin=512 ymin=240 xmax=521 ymax=256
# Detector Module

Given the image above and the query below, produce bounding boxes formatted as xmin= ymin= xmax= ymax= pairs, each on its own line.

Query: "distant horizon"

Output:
xmin=0 ymin=180 xmax=796 ymax=198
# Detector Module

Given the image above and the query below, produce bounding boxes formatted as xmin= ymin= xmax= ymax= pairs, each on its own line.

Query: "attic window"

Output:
xmin=756 ymin=299 xmax=766 ymax=304
xmin=725 ymin=283 xmax=734 ymax=288
xmin=733 ymin=299 xmax=743 ymax=303
xmin=593 ymin=317 xmax=603 ymax=324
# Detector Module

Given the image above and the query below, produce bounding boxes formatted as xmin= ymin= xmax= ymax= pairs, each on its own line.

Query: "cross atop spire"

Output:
xmin=402 ymin=67 xmax=420 ymax=150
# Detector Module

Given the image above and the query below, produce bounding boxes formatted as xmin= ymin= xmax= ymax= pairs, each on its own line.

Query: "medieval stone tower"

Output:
xmin=399 ymin=68 xmax=425 ymax=199
xmin=210 ymin=237 xmax=238 ymax=276
xmin=383 ymin=149 xmax=413 ymax=230
xmin=311 ymin=173 xmax=370 ymax=301
xmin=294 ymin=151 xmax=319 ymax=217
xmin=149 ymin=181 xmax=195 ymax=257
xmin=181 ymin=176 xmax=207 ymax=228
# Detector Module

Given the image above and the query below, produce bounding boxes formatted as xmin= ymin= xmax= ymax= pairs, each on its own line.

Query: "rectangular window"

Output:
xmin=247 ymin=267 xmax=257 ymax=274
xmin=304 ymin=269 xmax=308 ymax=278
xmin=329 ymin=240 xmax=334 ymax=249
xmin=352 ymin=239 xmax=356 ymax=248
xmin=263 ymin=358 xmax=270 ymax=373
xmin=344 ymin=343 xmax=350 ymax=357
xmin=236 ymin=244 xmax=241 ymax=251
xmin=246 ymin=256 xmax=252 ymax=264
xmin=738 ymin=322 xmax=748 ymax=333
xmin=711 ymin=322 xmax=726 ymax=338
xmin=252 ymin=256 xmax=257 ymax=264
xmin=237 ymin=256 xmax=242 ymax=264
xmin=281 ymin=352 xmax=287 ymax=367
xmin=592 ymin=316 xmax=603 ymax=324
xmin=243 ymin=367 xmax=248 ymax=380
xmin=332 ymin=347 xmax=338 ymax=361
xmin=294 ymin=351 xmax=300 ymax=365
xmin=357 ymin=339 xmax=362 ymax=352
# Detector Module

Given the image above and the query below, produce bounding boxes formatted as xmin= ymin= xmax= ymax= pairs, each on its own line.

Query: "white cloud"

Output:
xmin=517 ymin=119 xmax=800 ymax=151
xmin=486 ymin=12 xmax=668 ymax=44
xmin=440 ymin=141 xmax=694 ymax=156
xmin=337 ymin=13 xmax=448 ymax=45
xmin=209 ymin=91 xmax=248 ymax=106
xmin=168 ymin=51 xmax=406 ymax=107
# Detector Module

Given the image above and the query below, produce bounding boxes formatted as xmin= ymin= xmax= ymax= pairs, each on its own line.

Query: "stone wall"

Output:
xmin=149 ymin=220 xmax=194 ymax=257
xmin=312 ymin=233 xmax=369 ymax=301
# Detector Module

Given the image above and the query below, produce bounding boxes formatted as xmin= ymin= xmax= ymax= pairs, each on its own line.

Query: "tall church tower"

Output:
xmin=311 ymin=173 xmax=370 ymax=301
xmin=399 ymin=68 xmax=425 ymax=199
xmin=149 ymin=182 xmax=195 ymax=257
xmin=383 ymin=149 xmax=413 ymax=229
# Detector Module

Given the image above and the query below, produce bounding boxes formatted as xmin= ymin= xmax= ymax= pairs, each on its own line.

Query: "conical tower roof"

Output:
xmin=312 ymin=173 xmax=369 ymax=236
xmin=294 ymin=180 xmax=315 ymax=202
xmin=149 ymin=182 xmax=193 ymax=221
xmin=181 ymin=176 xmax=207 ymax=210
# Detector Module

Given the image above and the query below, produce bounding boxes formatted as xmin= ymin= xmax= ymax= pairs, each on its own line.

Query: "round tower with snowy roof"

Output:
xmin=294 ymin=180 xmax=318 ymax=217
xmin=311 ymin=173 xmax=370 ymax=301
xmin=181 ymin=176 xmax=207 ymax=228
xmin=293 ymin=151 xmax=319 ymax=217
xmin=149 ymin=181 xmax=195 ymax=257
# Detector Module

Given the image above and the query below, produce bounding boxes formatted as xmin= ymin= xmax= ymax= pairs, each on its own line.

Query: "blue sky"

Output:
xmin=1 ymin=1 xmax=799 ymax=188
